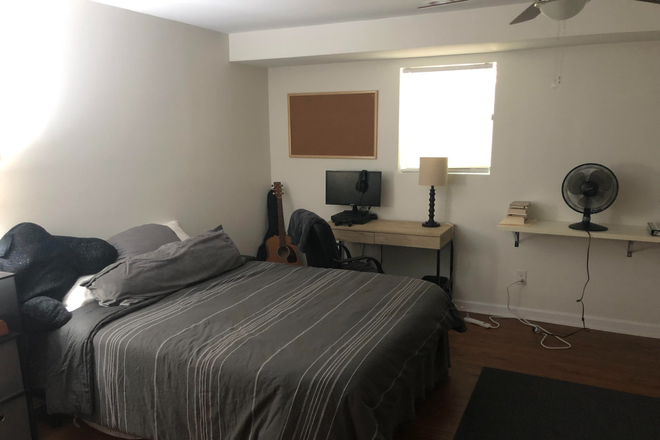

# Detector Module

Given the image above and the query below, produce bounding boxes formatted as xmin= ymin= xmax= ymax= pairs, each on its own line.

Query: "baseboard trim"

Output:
xmin=453 ymin=299 xmax=660 ymax=339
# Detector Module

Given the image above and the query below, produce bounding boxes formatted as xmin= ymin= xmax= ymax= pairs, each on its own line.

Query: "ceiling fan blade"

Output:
xmin=567 ymin=172 xmax=587 ymax=195
xmin=417 ymin=0 xmax=468 ymax=9
xmin=510 ymin=3 xmax=542 ymax=24
xmin=637 ymin=0 xmax=660 ymax=4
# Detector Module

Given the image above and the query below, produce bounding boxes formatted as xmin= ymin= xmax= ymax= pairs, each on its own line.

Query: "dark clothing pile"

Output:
xmin=287 ymin=209 xmax=329 ymax=253
xmin=0 ymin=223 xmax=117 ymax=331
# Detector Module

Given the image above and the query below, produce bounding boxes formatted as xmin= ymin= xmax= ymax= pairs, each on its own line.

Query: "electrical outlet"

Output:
xmin=516 ymin=270 xmax=527 ymax=285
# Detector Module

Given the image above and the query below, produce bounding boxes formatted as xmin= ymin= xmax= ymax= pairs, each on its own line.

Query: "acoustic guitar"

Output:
xmin=265 ymin=182 xmax=302 ymax=266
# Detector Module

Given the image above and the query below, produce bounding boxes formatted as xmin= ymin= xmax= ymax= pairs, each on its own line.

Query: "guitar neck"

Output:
xmin=276 ymin=194 xmax=286 ymax=248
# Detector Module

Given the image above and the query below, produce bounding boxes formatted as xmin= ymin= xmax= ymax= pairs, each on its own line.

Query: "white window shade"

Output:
xmin=398 ymin=63 xmax=497 ymax=174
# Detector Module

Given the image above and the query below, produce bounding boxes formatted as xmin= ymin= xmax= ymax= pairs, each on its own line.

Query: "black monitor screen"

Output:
xmin=326 ymin=170 xmax=382 ymax=207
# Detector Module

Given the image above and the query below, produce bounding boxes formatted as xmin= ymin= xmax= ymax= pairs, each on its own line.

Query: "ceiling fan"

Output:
xmin=510 ymin=0 xmax=660 ymax=25
xmin=419 ymin=0 xmax=660 ymax=23
xmin=418 ymin=0 xmax=468 ymax=9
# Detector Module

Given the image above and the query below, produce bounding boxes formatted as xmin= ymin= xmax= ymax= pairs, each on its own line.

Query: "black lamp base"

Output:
xmin=422 ymin=185 xmax=442 ymax=228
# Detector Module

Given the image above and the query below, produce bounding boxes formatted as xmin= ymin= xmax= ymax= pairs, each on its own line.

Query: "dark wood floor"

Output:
xmin=394 ymin=314 xmax=660 ymax=440
xmin=38 ymin=314 xmax=660 ymax=440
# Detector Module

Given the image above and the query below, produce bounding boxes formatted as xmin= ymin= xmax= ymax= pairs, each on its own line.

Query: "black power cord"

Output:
xmin=535 ymin=230 xmax=591 ymax=340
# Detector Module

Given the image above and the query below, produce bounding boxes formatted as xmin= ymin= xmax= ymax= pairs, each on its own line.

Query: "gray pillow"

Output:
xmin=108 ymin=224 xmax=180 ymax=259
xmin=83 ymin=226 xmax=243 ymax=305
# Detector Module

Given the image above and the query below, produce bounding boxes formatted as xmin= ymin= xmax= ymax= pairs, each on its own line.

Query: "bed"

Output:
xmin=38 ymin=260 xmax=465 ymax=440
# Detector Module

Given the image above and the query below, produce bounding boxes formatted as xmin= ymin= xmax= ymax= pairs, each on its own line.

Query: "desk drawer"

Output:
xmin=333 ymin=230 xmax=375 ymax=244
xmin=0 ymin=395 xmax=32 ymax=440
xmin=0 ymin=340 xmax=24 ymax=400
xmin=375 ymin=233 xmax=440 ymax=250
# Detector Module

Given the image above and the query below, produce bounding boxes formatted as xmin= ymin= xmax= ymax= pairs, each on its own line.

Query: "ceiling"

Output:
xmin=92 ymin=0 xmax=531 ymax=34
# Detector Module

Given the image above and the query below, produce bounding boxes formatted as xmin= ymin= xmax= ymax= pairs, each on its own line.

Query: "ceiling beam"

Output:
xmin=229 ymin=0 xmax=660 ymax=67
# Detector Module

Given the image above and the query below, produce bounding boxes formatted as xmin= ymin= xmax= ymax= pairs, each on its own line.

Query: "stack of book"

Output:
xmin=499 ymin=201 xmax=534 ymax=226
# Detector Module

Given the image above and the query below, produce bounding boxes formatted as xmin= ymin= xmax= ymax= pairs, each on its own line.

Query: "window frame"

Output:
xmin=397 ymin=62 xmax=497 ymax=175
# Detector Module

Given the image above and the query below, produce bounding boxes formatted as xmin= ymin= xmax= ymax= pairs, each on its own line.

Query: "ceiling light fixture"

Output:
xmin=538 ymin=0 xmax=589 ymax=20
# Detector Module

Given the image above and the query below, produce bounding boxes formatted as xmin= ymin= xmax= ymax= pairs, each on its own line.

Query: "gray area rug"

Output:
xmin=453 ymin=367 xmax=660 ymax=440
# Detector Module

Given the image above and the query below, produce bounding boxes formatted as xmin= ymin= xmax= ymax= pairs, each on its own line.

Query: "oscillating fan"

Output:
xmin=562 ymin=163 xmax=619 ymax=231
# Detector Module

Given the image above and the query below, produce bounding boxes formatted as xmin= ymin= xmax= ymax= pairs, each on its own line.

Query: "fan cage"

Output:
xmin=561 ymin=163 xmax=619 ymax=214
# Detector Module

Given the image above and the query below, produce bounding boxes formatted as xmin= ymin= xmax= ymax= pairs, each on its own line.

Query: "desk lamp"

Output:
xmin=419 ymin=157 xmax=448 ymax=228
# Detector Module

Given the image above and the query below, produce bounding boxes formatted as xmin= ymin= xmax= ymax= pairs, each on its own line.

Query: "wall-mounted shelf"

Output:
xmin=497 ymin=219 xmax=660 ymax=257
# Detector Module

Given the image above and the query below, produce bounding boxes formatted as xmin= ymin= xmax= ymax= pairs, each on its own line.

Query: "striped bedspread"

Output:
xmin=50 ymin=261 xmax=465 ymax=440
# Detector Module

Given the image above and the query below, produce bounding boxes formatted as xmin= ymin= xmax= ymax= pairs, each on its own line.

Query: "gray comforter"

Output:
xmin=45 ymin=261 xmax=465 ymax=440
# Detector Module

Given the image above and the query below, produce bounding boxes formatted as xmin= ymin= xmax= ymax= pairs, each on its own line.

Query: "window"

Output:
xmin=398 ymin=63 xmax=497 ymax=174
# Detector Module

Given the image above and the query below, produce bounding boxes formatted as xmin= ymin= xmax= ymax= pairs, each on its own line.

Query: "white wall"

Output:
xmin=0 ymin=0 xmax=271 ymax=254
xmin=269 ymin=41 xmax=660 ymax=337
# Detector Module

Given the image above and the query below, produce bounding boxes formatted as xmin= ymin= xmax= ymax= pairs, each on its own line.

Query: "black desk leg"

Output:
xmin=422 ymin=242 xmax=455 ymax=298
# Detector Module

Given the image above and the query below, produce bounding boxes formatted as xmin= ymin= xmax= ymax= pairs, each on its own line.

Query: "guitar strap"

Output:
xmin=256 ymin=189 xmax=279 ymax=261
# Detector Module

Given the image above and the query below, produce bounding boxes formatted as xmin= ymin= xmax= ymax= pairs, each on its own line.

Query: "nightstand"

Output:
xmin=0 ymin=272 xmax=37 ymax=440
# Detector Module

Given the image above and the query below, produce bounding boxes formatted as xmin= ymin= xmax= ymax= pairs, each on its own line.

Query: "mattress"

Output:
xmin=42 ymin=261 xmax=465 ymax=440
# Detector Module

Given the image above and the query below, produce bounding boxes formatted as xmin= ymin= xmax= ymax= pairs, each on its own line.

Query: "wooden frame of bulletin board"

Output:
xmin=288 ymin=91 xmax=378 ymax=159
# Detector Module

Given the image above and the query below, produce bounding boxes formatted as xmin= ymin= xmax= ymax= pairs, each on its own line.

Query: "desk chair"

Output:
xmin=305 ymin=221 xmax=384 ymax=274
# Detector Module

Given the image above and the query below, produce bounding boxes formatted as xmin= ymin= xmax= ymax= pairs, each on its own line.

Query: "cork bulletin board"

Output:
xmin=288 ymin=91 xmax=378 ymax=159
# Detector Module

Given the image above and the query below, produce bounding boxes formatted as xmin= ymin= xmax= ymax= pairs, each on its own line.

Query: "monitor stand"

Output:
xmin=331 ymin=206 xmax=378 ymax=226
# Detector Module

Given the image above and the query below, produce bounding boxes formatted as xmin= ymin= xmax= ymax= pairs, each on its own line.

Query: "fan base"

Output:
xmin=569 ymin=221 xmax=608 ymax=232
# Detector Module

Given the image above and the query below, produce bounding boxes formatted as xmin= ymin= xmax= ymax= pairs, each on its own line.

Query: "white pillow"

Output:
xmin=163 ymin=221 xmax=190 ymax=241
xmin=62 ymin=275 xmax=96 ymax=312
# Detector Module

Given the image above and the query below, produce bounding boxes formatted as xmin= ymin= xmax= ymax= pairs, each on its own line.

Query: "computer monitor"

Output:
xmin=326 ymin=170 xmax=382 ymax=208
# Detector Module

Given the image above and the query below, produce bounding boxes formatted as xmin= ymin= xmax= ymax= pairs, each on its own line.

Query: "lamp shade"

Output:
xmin=419 ymin=157 xmax=448 ymax=187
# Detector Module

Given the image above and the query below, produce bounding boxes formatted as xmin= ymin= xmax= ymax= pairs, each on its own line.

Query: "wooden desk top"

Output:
xmin=331 ymin=219 xmax=454 ymax=250
xmin=332 ymin=219 xmax=452 ymax=236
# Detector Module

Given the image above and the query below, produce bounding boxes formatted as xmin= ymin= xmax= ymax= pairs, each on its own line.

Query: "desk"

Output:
xmin=331 ymin=220 xmax=455 ymax=294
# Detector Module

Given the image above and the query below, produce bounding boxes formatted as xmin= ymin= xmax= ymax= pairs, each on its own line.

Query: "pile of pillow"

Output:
xmin=0 ymin=221 xmax=244 ymax=331
xmin=84 ymin=224 xmax=243 ymax=306
xmin=62 ymin=221 xmax=186 ymax=312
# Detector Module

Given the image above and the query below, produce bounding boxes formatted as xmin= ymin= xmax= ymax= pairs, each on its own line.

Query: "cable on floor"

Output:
xmin=488 ymin=281 xmax=573 ymax=350
xmin=477 ymin=231 xmax=593 ymax=350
